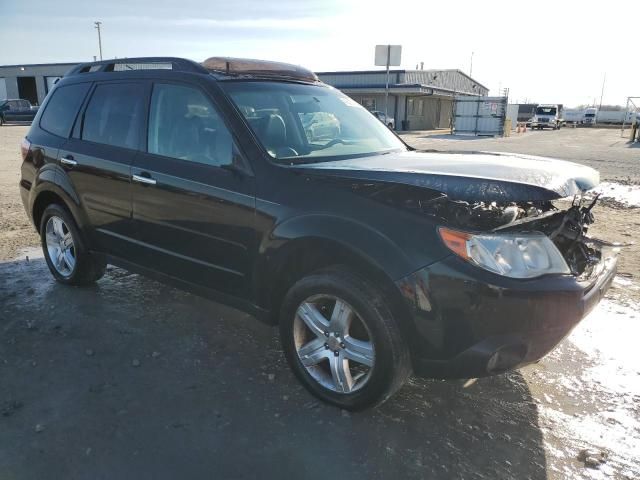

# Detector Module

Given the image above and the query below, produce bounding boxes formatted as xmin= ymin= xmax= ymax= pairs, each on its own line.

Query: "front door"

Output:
xmin=131 ymin=82 xmax=256 ymax=299
xmin=60 ymin=80 xmax=149 ymax=258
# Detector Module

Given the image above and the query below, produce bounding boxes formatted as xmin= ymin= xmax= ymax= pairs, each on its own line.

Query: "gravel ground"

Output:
xmin=402 ymin=127 xmax=640 ymax=183
xmin=1 ymin=125 xmax=639 ymax=479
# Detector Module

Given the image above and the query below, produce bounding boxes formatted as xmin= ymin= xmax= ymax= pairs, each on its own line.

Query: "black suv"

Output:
xmin=20 ymin=57 xmax=617 ymax=409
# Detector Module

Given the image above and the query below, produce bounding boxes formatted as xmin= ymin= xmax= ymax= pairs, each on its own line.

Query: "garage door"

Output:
xmin=453 ymin=96 xmax=507 ymax=136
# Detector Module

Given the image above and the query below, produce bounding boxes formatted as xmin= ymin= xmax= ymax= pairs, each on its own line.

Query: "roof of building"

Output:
xmin=316 ymin=68 xmax=489 ymax=91
xmin=0 ymin=62 xmax=80 ymax=69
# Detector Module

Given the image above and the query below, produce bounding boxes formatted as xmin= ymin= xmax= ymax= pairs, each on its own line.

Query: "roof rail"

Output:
xmin=66 ymin=57 xmax=209 ymax=76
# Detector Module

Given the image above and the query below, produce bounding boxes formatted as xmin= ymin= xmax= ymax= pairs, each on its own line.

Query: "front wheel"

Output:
xmin=279 ymin=266 xmax=411 ymax=410
xmin=40 ymin=204 xmax=106 ymax=285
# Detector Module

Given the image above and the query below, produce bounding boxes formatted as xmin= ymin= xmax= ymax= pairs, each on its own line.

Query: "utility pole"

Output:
xmin=598 ymin=73 xmax=606 ymax=110
xmin=94 ymin=21 xmax=103 ymax=60
xmin=469 ymin=51 xmax=474 ymax=77
xmin=384 ymin=45 xmax=390 ymax=120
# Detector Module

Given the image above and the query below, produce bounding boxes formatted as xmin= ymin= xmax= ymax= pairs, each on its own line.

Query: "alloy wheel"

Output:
xmin=45 ymin=216 xmax=76 ymax=277
xmin=293 ymin=295 xmax=375 ymax=394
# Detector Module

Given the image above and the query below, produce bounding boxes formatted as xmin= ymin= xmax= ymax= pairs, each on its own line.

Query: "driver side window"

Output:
xmin=147 ymin=83 xmax=233 ymax=167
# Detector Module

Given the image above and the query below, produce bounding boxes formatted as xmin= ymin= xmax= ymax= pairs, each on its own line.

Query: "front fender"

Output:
xmin=259 ymin=213 xmax=414 ymax=282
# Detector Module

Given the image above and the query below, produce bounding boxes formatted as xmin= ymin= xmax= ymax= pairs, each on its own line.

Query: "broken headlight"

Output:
xmin=439 ymin=228 xmax=570 ymax=278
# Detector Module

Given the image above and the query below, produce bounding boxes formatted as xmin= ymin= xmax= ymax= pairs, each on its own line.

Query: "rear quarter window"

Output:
xmin=40 ymin=83 xmax=91 ymax=138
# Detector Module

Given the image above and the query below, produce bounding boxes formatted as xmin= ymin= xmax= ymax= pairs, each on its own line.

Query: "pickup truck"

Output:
xmin=0 ymin=99 xmax=39 ymax=125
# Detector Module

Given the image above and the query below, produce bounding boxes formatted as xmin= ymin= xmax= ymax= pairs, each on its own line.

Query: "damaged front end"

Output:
xmin=361 ymin=183 xmax=617 ymax=279
xmin=493 ymin=196 xmax=613 ymax=279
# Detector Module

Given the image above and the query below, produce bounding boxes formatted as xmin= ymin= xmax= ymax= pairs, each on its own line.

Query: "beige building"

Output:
xmin=317 ymin=69 xmax=489 ymax=131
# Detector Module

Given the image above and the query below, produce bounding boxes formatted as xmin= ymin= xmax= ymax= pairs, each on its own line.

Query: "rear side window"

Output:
xmin=40 ymin=83 xmax=90 ymax=138
xmin=82 ymin=83 xmax=146 ymax=150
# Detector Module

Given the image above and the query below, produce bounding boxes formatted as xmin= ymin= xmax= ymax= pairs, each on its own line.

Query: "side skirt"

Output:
xmin=99 ymin=252 xmax=272 ymax=324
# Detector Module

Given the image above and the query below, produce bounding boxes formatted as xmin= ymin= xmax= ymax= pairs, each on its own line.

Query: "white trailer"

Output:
xmin=597 ymin=110 xmax=636 ymax=124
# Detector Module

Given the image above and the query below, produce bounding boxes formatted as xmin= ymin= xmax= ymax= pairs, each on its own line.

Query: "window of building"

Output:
xmin=359 ymin=97 xmax=376 ymax=111
xmin=147 ymin=83 xmax=233 ymax=167
xmin=408 ymin=98 xmax=424 ymax=116
xmin=40 ymin=83 xmax=91 ymax=138
xmin=82 ymin=83 xmax=146 ymax=149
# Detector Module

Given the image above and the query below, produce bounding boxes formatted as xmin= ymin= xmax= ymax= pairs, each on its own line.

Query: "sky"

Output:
xmin=1 ymin=0 xmax=638 ymax=107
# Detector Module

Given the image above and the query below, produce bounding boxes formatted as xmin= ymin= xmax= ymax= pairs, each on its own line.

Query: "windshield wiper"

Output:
xmin=308 ymin=138 xmax=359 ymax=151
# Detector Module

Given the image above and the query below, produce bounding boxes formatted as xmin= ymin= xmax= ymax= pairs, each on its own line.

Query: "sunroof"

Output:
xmin=202 ymin=57 xmax=318 ymax=82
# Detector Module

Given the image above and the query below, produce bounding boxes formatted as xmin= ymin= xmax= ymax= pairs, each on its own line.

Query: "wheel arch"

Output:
xmin=31 ymin=168 xmax=88 ymax=233
xmin=254 ymin=215 xmax=415 ymax=331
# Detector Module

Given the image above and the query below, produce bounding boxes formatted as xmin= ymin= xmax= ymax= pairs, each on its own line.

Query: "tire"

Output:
xmin=0 ymin=115 xmax=4 ymax=126
xmin=40 ymin=203 xmax=106 ymax=285
xmin=279 ymin=266 xmax=411 ymax=410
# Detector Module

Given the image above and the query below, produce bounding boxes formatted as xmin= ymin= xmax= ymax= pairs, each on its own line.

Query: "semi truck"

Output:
xmin=530 ymin=104 xmax=565 ymax=130
xmin=583 ymin=107 xmax=597 ymax=125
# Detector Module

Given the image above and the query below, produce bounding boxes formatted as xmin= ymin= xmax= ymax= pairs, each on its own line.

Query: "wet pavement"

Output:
xmin=1 ymin=249 xmax=639 ymax=479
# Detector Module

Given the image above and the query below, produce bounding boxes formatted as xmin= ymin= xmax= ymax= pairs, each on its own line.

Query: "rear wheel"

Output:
xmin=0 ymin=115 xmax=4 ymax=126
xmin=279 ymin=266 xmax=411 ymax=410
xmin=40 ymin=204 xmax=105 ymax=285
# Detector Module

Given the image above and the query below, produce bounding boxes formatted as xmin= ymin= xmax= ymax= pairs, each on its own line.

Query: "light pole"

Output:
xmin=469 ymin=51 xmax=474 ymax=77
xmin=598 ymin=73 xmax=606 ymax=111
xmin=94 ymin=21 xmax=103 ymax=60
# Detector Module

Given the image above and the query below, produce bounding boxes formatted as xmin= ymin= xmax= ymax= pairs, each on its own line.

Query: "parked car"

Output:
xmin=0 ymin=99 xmax=39 ymax=125
xmin=19 ymin=57 xmax=617 ymax=410
xmin=300 ymin=111 xmax=341 ymax=142
xmin=371 ymin=110 xmax=395 ymax=129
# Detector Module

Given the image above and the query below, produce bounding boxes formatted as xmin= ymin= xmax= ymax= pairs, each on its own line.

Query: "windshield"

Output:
xmin=221 ymin=81 xmax=406 ymax=162
xmin=585 ymin=113 xmax=596 ymax=117
xmin=536 ymin=107 xmax=557 ymax=115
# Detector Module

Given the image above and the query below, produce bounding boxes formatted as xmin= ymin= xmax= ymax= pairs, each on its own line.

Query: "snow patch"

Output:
xmin=590 ymin=182 xmax=640 ymax=207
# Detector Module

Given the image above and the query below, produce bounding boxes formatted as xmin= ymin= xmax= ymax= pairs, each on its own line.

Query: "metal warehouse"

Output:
xmin=0 ymin=62 xmax=78 ymax=106
xmin=317 ymin=69 xmax=489 ymax=131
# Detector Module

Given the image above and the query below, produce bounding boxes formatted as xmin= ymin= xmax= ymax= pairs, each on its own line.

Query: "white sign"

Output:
xmin=375 ymin=45 xmax=402 ymax=67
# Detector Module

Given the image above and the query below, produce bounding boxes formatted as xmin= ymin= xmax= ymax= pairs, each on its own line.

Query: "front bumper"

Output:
xmin=396 ymin=253 xmax=617 ymax=378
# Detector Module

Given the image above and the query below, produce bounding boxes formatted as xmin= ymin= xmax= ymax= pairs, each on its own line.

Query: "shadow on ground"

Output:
xmin=1 ymin=256 xmax=548 ymax=479
xmin=412 ymin=134 xmax=497 ymax=141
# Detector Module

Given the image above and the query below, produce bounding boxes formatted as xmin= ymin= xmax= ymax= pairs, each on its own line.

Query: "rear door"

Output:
xmin=59 ymin=80 xmax=149 ymax=258
xmin=131 ymin=81 xmax=256 ymax=299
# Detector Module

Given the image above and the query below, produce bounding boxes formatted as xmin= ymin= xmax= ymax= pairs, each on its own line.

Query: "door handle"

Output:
xmin=132 ymin=174 xmax=157 ymax=185
xmin=60 ymin=155 xmax=77 ymax=166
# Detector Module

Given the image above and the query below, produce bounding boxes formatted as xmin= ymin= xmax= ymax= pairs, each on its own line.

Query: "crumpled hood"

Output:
xmin=294 ymin=150 xmax=600 ymax=202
